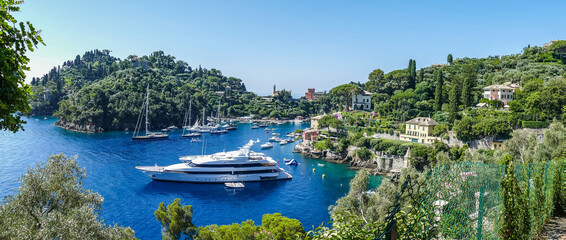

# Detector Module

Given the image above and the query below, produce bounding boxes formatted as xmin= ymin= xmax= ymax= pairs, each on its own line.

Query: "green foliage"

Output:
xmin=448 ymin=77 xmax=460 ymax=123
xmin=407 ymin=59 xmax=416 ymax=90
xmin=447 ymin=54 xmax=453 ymax=64
xmin=499 ymin=155 xmax=530 ymax=239
xmin=0 ymin=0 xmax=44 ymax=132
xmin=313 ymin=139 xmax=335 ymax=151
xmin=260 ymin=213 xmax=305 ymax=240
xmin=331 ymin=84 xmax=358 ymax=110
xmin=195 ymin=214 xmax=305 ymax=240
xmin=195 ymin=220 xmax=257 ymax=240
xmin=355 ymin=147 xmax=372 ymax=160
xmin=454 ymin=114 xmax=513 ymax=141
xmin=366 ymin=69 xmax=384 ymax=93
xmin=30 ymin=49 xmax=334 ymax=131
xmin=432 ymin=123 xmax=448 ymax=137
xmin=433 ymin=69 xmax=444 ymax=112
xmin=328 ymin=169 xmax=394 ymax=228
xmin=317 ymin=115 xmax=340 ymax=129
xmin=0 ymin=154 xmax=136 ymax=239
xmin=460 ymin=63 xmax=477 ymax=108
xmin=521 ymin=120 xmax=548 ymax=128
xmin=155 ymin=198 xmax=196 ymax=240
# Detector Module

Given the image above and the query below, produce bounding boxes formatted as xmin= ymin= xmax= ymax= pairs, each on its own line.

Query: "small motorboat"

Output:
xmin=261 ymin=143 xmax=273 ymax=149
xmin=268 ymin=137 xmax=279 ymax=142
xmin=286 ymin=133 xmax=295 ymax=137
xmin=211 ymin=129 xmax=228 ymax=134
xmin=279 ymin=140 xmax=288 ymax=145
xmin=225 ymin=182 xmax=245 ymax=188
xmin=272 ymin=133 xmax=280 ymax=136
xmin=251 ymin=125 xmax=260 ymax=129
xmin=286 ymin=159 xmax=298 ymax=166
xmin=191 ymin=138 xmax=200 ymax=142
xmin=182 ymin=132 xmax=201 ymax=138
xmin=283 ymin=158 xmax=293 ymax=163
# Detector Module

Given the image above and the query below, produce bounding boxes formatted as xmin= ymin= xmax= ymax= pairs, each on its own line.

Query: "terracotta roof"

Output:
xmin=482 ymin=84 xmax=516 ymax=90
xmin=405 ymin=117 xmax=438 ymax=126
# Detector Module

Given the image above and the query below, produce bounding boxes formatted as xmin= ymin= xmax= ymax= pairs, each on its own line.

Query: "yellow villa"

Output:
xmin=400 ymin=117 xmax=441 ymax=144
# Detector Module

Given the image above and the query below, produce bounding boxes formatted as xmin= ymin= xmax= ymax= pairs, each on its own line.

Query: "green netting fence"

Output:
xmin=373 ymin=160 xmax=563 ymax=240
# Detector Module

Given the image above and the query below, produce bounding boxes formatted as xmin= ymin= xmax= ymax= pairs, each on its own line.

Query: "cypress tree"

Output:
xmin=449 ymin=78 xmax=460 ymax=122
xmin=461 ymin=63 xmax=476 ymax=107
xmin=418 ymin=68 xmax=424 ymax=83
xmin=408 ymin=59 xmax=416 ymax=89
xmin=434 ymin=70 xmax=443 ymax=112
xmin=447 ymin=54 xmax=453 ymax=64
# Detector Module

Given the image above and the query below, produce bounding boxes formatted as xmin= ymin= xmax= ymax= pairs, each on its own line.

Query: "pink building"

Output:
xmin=305 ymin=88 xmax=315 ymax=100
xmin=305 ymin=88 xmax=326 ymax=101
xmin=482 ymin=84 xmax=519 ymax=106
xmin=303 ymin=130 xmax=320 ymax=142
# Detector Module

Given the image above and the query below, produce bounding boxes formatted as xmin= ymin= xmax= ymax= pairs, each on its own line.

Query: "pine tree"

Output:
xmin=434 ymin=70 xmax=443 ymax=112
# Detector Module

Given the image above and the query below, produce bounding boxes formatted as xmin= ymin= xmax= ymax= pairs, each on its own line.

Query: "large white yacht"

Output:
xmin=136 ymin=140 xmax=292 ymax=183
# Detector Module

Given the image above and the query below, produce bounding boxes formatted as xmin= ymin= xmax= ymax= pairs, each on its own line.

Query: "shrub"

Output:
xmin=354 ymin=137 xmax=372 ymax=148
xmin=522 ymin=121 xmax=548 ymax=128
xmin=355 ymin=147 xmax=373 ymax=160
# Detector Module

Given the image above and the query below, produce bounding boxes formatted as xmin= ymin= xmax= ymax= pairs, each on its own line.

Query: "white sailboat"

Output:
xmin=132 ymin=85 xmax=169 ymax=140
xmin=182 ymin=97 xmax=201 ymax=138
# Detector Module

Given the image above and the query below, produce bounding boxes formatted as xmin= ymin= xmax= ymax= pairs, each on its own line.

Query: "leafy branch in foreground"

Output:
xmin=0 ymin=0 xmax=45 ymax=132
xmin=0 ymin=153 xmax=136 ymax=239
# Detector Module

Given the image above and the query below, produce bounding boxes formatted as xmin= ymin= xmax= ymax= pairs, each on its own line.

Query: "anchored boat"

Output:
xmin=136 ymin=140 xmax=292 ymax=183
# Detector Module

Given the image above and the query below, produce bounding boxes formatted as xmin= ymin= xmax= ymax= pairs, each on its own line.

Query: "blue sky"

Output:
xmin=16 ymin=0 xmax=565 ymax=97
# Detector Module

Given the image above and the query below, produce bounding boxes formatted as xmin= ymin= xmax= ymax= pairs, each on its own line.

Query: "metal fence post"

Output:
xmin=476 ymin=185 xmax=485 ymax=240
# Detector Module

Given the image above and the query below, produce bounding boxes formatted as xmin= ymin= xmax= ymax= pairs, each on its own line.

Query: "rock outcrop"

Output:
xmin=55 ymin=120 xmax=104 ymax=133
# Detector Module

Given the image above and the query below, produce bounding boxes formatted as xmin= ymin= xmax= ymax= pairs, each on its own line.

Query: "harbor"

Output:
xmin=0 ymin=117 xmax=383 ymax=239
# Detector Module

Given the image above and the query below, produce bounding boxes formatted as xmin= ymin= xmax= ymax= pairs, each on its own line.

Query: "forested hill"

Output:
xmin=359 ymin=43 xmax=566 ymax=128
xmin=29 ymin=42 xmax=566 ymax=133
xmin=28 ymin=50 xmax=253 ymax=132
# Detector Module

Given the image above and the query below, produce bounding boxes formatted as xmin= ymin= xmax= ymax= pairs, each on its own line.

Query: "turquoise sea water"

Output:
xmin=0 ymin=116 xmax=383 ymax=239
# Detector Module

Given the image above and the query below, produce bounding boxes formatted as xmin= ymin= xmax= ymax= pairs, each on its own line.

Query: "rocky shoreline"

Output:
xmin=293 ymin=142 xmax=396 ymax=176
xmin=55 ymin=120 xmax=104 ymax=133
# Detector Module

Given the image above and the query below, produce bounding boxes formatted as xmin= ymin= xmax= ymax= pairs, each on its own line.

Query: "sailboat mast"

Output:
xmin=188 ymin=97 xmax=192 ymax=126
xmin=217 ymin=98 xmax=221 ymax=123
xmin=145 ymin=85 xmax=149 ymax=134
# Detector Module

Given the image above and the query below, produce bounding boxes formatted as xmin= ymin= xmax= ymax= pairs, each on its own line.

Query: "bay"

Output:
xmin=0 ymin=116 xmax=383 ymax=239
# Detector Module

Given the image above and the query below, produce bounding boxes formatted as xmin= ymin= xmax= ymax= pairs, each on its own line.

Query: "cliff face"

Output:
xmin=55 ymin=119 xmax=104 ymax=133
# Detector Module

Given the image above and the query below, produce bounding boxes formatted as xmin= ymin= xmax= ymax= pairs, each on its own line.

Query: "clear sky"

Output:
xmin=16 ymin=0 xmax=565 ymax=97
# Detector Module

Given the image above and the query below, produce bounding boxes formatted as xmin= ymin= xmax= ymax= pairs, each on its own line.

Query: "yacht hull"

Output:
xmin=136 ymin=166 xmax=291 ymax=183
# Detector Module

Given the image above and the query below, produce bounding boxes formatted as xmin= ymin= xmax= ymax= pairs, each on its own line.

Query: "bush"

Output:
xmin=355 ymin=147 xmax=372 ymax=161
xmin=314 ymin=139 xmax=334 ymax=151
xmin=354 ymin=137 xmax=372 ymax=148
xmin=522 ymin=121 xmax=549 ymax=128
